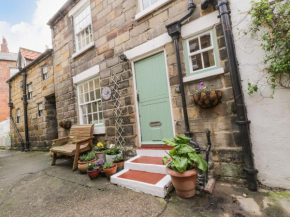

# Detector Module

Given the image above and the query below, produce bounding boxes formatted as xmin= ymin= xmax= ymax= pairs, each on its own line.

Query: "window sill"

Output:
xmin=183 ymin=68 xmax=225 ymax=83
xmin=72 ymin=42 xmax=95 ymax=59
xmin=94 ymin=126 xmax=105 ymax=135
xmin=135 ymin=0 xmax=172 ymax=21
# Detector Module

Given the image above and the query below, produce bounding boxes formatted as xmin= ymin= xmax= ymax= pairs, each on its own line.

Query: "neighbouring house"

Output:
xmin=0 ymin=38 xmax=17 ymax=148
xmin=7 ymin=48 xmax=58 ymax=151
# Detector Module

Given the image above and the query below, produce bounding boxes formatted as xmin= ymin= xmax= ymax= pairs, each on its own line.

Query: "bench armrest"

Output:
xmin=51 ymin=137 xmax=69 ymax=146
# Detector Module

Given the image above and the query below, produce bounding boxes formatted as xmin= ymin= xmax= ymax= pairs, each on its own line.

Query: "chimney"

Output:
xmin=1 ymin=37 xmax=9 ymax=53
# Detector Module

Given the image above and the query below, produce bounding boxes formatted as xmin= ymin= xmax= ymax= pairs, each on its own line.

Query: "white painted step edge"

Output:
xmin=111 ymin=169 xmax=172 ymax=198
xmin=125 ymin=156 xmax=167 ymax=174
xmin=136 ymin=149 xmax=169 ymax=157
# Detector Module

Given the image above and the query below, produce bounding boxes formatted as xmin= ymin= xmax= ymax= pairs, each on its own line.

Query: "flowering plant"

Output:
xmin=61 ymin=113 xmax=70 ymax=123
xmin=95 ymin=159 xmax=105 ymax=168
xmin=94 ymin=142 xmax=108 ymax=152
xmin=194 ymin=82 xmax=214 ymax=94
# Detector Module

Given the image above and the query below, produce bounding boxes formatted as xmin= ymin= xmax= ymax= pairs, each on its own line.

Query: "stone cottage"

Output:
xmin=7 ymin=48 xmax=58 ymax=151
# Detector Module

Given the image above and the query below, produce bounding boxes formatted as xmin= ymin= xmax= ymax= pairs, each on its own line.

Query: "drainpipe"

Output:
xmin=8 ymin=84 xmax=25 ymax=151
xmin=166 ymin=0 xmax=196 ymax=138
xmin=21 ymin=67 xmax=30 ymax=152
xmin=202 ymin=0 xmax=258 ymax=191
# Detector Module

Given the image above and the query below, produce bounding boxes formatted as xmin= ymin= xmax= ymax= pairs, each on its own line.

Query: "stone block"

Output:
xmin=104 ymin=49 xmax=114 ymax=59
xmin=100 ymin=70 xmax=111 ymax=79
xmin=219 ymin=48 xmax=227 ymax=61
xmin=107 ymin=56 xmax=119 ymax=68
xmin=97 ymin=43 xmax=109 ymax=55
xmin=212 ymin=147 xmax=243 ymax=163
xmin=115 ymin=32 xmax=130 ymax=46
xmin=106 ymin=29 xmax=117 ymax=41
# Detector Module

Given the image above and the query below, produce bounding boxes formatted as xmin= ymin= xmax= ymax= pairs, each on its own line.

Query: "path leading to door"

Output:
xmin=1 ymin=150 xmax=290 ymax=217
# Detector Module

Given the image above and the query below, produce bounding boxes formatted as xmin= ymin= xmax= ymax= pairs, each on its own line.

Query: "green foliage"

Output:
xmin=94 ymin=142 xmax=108 ymax=152
xmin=162 ymin=136 xmax=207 ymax=173
xmin=246 ymin=0 xmax=290 ymax=97
xmin=79 ymin=154 xmax=87 ymax=162
xmin=88 ymin=163 xmax=99 ymax=171
xmin=103 ymin=162 xmax=114 ymax=169
xmin=113 ymin=155 xmax=124 ymax=163
xmin=104 ymin=147 xmax=120 ymax=155
xmin=79 ymin=151 xmax=96 ymax=162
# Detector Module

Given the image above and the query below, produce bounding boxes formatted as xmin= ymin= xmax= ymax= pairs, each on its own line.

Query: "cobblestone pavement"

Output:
xmin=0 ymin=150 xmax=289 ymax=217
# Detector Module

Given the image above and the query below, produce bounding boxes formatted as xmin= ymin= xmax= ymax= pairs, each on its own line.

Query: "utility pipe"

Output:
xmin=202 ymin=0 xmax=258 ymax=191
xmin=22 ymin=68 xmax=30 ymax=152
xmin=166 ymin=0 xmax=196 ymax=138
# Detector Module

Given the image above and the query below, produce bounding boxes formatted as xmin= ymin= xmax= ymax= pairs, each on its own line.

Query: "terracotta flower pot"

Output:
xmin=114 ymin=161 xmax=124 ymax=172
xmin=95 ymin=151 xmax=106 ymax=162
xmin=103 ymin=164 xmax=117 ymax=180
xmin=78 ymin=159 xmax=96 ymax=174
xmin=87 ymin=169 xmax=100 ymax=180
xmin=166 ymin=167 xmax=198 ymax=198
xmin=191 ymin=90 xmax=222 ymax=109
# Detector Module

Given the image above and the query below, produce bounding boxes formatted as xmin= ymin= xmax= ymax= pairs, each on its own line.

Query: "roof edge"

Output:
xmin=7 ymin=49 xmax=53 ymax=83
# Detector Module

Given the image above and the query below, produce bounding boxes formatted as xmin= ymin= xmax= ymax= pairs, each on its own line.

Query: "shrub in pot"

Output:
xmin=103 ymin=162 xmax=117 ymax=180
xmin=78 ymin=151 xmax=96 ymax=174
xmin=104 ymin=147 xmax=122 ymax=164
xmin=95 ymin=159 xmax=105 ymax=176
xmin=113 ymin=155 xmax=124 ymax=172
xmin=87 ymin=163 xmax=100 ymax=180
xmin=94 ymin=142 xmax=108 ymax=162
xmin=162 ymin=136 xmax=207 ymax=198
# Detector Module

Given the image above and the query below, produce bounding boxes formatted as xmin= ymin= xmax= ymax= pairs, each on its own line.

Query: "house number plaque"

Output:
xmin=149 ymin=121 xmax=162 ymax=127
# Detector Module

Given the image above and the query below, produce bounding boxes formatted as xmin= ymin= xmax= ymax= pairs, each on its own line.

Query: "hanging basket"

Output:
xmin=191 ymin=90 xmax=222 ymax=109
xmin=59 ymin=121 xmax=72 ymax=129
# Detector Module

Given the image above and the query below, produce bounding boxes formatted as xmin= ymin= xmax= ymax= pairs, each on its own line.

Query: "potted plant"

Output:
xmin=87 ymin=162 xmax=100 ymax=180
xmin=59 ymin=113 xmax=72 ymax=129
xmin=94 ymin=142 xmax=108 ymax=162
xmin=78 ymin=151 xmax=96 ymax=174
xmin=113 ymin=155 xmax=125 ymax=172
xmin=103 ymin=162 xmax=117 ymax=180
xmin=162 ymin=135 xmax=208 ymax=198
xmin=104 ymin=146 xmax=122 ymax=164
xmin=95 ymin=159 xmax=106 ymax=177
xmin=191 ymin=82 xmax=222 ymax=109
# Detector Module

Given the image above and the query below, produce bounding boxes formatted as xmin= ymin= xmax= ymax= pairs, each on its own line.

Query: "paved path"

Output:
xmin=0 ymin=150 xmax=289 ymax=217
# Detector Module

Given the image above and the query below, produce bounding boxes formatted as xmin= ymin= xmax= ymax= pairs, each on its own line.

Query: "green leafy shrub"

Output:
xmin=162 ymin=136 xmax=207 ymax=173
xmin=103 ymin=162 xmax=114 ymax=169
xmin=104 ymin=147 xmax=120 ymax=155
xmin=113 ymin=155 xmax=124 ymax=163
xmin=88 ymin=163 xmax=99 ymax=171
xmin=94 ymin=142 xmax=108 ymax=152
xmin=79 ymin=151 xmax=95 ymax=162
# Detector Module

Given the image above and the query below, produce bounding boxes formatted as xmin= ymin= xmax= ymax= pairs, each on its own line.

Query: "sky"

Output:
xmin=0 ymin=0 xmax=67 ymax=53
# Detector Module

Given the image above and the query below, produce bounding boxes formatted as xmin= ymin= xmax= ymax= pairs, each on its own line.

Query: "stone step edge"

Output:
xmin=136 ymin=149 xmax=169 ymax=157
xmin=111 ymin=169 xmax=172 ymax=198
xmin=125 ymin=156 xmax=167 ymax=174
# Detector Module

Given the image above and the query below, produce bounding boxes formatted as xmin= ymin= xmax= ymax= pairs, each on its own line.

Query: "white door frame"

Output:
xmin=131 ymin=48 xmax=176 ymax=147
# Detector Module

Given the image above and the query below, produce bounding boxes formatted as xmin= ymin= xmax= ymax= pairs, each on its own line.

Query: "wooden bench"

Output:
xmin=51 ymin=124 xmax=94 ymax=171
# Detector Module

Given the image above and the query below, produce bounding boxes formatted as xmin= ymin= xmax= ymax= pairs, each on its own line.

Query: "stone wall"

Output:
xmin=50 ymin=0 xmax=245 ymax=182
xmin=10 ymin=54 xmax=58 ymax=151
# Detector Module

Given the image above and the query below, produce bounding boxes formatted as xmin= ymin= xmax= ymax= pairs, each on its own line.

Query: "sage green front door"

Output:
xmin=135 ymin=52 xmax=174 ymax=144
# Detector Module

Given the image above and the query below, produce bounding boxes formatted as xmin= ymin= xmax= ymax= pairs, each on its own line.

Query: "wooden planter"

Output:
xmin=191 ymin=90 xmax=222 ymax=109
xmin=59 ymin=121 xmax=72 ymax=129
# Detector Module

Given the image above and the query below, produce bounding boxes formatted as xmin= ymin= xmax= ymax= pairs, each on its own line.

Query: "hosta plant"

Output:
xmin=162 ymin=136 xmax=207 ymax=173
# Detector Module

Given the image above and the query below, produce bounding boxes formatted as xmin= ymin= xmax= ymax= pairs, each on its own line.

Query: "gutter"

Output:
xmin=165 ymin=0 xmax=196 ymax=138
xmin=47 ymin=0 xmax=77 ymax=26
xmin=201 ymin=0 xmax=258 ymax=191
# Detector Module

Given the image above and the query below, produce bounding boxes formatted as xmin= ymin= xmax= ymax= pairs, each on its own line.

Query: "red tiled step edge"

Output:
xmin=131 ymin=156 xmax=164 ymax=165
xmin=118 ymin=170 xmax=166 ymax=185
xmin=139 ymin=145 xmax=173 ymax=150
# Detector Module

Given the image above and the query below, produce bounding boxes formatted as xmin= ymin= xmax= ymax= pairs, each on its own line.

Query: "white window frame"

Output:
xmin=69 ymin=0 xmax=94 ymax=58
xmin=27 ymin=83 xmax=33 ymax=100
xmin=76 ymin=76 xmax=104 ymax=134
xmin=38 ymin=103 xmax=43 ymax=117
xmin=42 ymin=65 xmax=48 ymax=80
xmin=135 ymin=0 xmax=172 ymax=20
xmin=16 ymin=109 xmax=20 ymax=123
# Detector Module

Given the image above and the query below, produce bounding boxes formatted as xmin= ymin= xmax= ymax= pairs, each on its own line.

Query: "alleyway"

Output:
xmin=0 ymin=150 xmax=289 ymax=217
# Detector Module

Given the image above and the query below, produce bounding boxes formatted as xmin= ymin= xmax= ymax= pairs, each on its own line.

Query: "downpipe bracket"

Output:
xmin=244 ymin=167 xmax=258 ymax=175
xmin=235 ymin=120 xmax=251 ymax=125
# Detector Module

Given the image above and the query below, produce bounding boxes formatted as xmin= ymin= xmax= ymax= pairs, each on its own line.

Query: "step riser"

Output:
xmin=125 ymin=161 xmax=167 ymax=174
xmin=136 ymin=149 xmax=168 ymax=157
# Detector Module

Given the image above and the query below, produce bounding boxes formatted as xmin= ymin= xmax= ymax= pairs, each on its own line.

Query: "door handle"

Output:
xmin=137 ymin=92 xmax=140 ymax=102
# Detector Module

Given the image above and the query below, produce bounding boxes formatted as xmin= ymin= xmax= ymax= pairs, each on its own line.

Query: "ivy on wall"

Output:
xmin=243 ymin=0 xmax=290 ymax=98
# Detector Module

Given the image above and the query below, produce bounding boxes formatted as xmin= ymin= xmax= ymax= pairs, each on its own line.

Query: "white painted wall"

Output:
xmin=0 ymin=119 xmax=10 ymax=148
xmin=230 ymin=0 xmax=290 ymax=189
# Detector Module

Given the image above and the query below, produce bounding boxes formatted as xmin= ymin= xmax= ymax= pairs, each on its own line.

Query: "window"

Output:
xmin=184 ymin=30 xmax=218 ymax=75
xmin=77 ymin=76 xmax=103 ymax=126
xmin=16 ymin=109 xmax=20 ymax=123
xmin=73 ymin=3 xmax=93 ymax=52
xmin=27 ymin=83 xmax=33 ymax=100
xmin=139 ymin=0 xmax=160 ymax=10
xmin=38 ymin=103 xmax=43 ymax=117
xmin=42 ymin=65 xmax=48 ymax=80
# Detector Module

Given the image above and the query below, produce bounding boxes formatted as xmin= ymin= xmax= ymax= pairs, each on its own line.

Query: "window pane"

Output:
xmin=79 ymin=84 xmax=83 ymax=94
xmin=95 ymin=89 xmax=101 ymax=99
xmin=93 ymin=113 xmax=98 ymax=123
xmin=202 ymin=50 xmax=215 ymax=68
xmin=191 ymin=53 xmax=202 ymax=71
xmin=200 ymin=33 xmax=211 ymax=49
xmin=89 ymin=80 xmax=94 ymax=91
xmin=92 ymin=102 xmax=97 ymax=112
xmin=85 ymin=92 xmax=89 ymax=102
xmin=94 ymin=78 xmax=100 ymax=89
xmin=89 ymin=91 xmax=95 ymax=101
xmin=99 ymin=112 xmax=103 ymax=123
xmin=98 ymin=101 xmax=102 ymax=112
xmin=83 ymin=115 xmax=87 ymax=124
xmin=81 ymin=105 xmax=87 ymax=115
xmin=189 ymin=38 xmax=199 ymax=53
xmin=142 ymin=0 xmax=150 ymax=9
xmin=87 ymin=103 xmax=92 ymax=114
xmin=88 ymin=114 xmax=92 ymax=124
xmin=84 ymin=83 xmax=88 ymax=92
